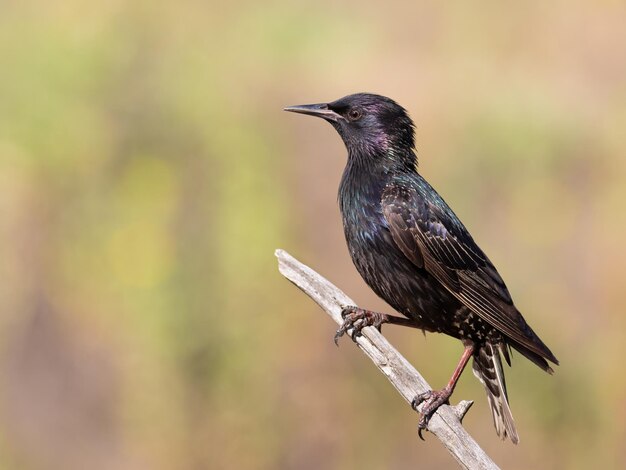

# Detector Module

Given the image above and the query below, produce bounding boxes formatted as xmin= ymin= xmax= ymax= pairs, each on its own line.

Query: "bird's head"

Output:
xmin=285 ymin=93 xmax=416 ymax=169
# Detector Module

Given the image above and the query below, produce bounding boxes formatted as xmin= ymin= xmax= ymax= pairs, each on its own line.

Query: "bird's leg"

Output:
xmin=412 ymin=344 xmax=475 ymax=440
xmin=334 ymin=306 xmax=422 ymax=345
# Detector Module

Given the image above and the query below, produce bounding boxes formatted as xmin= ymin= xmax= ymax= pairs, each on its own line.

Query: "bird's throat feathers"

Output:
xmin=339 ymin=145 xmax=418 ymax=222
xmin=345 ymin=144 xmax=418 ymax=177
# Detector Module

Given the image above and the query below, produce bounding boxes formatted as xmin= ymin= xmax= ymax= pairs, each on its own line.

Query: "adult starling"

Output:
xmin=285 ymin=93 xmax=558 ymax=443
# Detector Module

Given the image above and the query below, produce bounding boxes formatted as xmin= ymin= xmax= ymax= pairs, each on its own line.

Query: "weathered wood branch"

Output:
xmin=276 ymin=249 xmax=500 ymax=470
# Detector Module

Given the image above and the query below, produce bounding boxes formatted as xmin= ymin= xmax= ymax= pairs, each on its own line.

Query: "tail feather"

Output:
xmin=510 ymin=339 xmax=556 ymax=374
xmin=472 ymin=343 xmax=519 ymax=444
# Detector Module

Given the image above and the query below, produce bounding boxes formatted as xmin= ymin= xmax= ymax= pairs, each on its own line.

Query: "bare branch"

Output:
xmin=276 ymin=249 xmax=500 ymax=470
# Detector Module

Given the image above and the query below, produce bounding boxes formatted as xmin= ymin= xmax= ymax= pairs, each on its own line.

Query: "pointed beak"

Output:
xmin=283 ymin=103 xmax=343 ymax=122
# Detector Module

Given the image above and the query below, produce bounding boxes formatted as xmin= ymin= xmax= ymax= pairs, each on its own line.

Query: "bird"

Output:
xmin=284 ymin=93 xmax=558 ymax=443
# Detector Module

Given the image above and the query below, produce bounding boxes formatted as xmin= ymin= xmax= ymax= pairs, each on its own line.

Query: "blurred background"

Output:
xmin=1 ymin=1 xmax=625 ymax=469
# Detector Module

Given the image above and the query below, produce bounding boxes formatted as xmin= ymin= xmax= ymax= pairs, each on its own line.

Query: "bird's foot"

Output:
xmin=411 ymin=387 xmax=453 ymax=440
xmin=334 ymin=306 xmax=388 ymax=345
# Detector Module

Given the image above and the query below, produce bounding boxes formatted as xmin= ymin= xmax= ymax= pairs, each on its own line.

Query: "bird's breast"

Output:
xmin=338 ymin=178 xmax=464 ymax=330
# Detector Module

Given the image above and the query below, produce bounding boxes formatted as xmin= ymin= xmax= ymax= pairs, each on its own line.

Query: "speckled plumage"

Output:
xmin=286 ymin=93 xmax=558 ymax=443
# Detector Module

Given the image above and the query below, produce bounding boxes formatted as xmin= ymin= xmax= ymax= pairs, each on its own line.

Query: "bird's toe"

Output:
xmin=412 ymin=388 xmax=453 ymax=439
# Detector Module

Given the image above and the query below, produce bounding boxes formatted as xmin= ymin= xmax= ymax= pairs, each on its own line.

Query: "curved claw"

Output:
xmin=411 ymin=391 xmax=431 ymax=411
xmin=333 ymin=306 xmax=368 ymax=345
xmin=418 ymin=413 xmax=431 ymax=433
xmin=334 ymin=306 xmax=390 ymax=345
xmin=334 ymin=306 xmax=356 ymax=345
xmin=413 ymin=391 xmax=432 ymax=440
xmin=333 ymin=326 xmax=347 ymax=346
xmin=333 ymin=322 xmax=356 ymax=346
xmin=412 ymin=388 xmax=452 ymax=439
xmin=341 ymin=305 xmax=357 ymax=318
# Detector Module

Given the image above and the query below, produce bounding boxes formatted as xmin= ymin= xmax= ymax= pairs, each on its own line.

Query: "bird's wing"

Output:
xmin=381 ymin=183 xmax=554 ymax=362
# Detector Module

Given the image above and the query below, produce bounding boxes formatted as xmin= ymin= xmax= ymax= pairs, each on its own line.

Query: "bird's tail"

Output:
xmin=472 ymin=343 xmax=519 ymax=444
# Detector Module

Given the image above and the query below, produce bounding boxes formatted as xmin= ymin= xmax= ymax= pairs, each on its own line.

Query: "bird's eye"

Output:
xmin=347 ymin=109 xmax=362 ymax=121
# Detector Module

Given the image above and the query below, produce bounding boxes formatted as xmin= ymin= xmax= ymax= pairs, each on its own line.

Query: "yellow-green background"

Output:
xmin=1 ymin=1 xmax=625 ymax=469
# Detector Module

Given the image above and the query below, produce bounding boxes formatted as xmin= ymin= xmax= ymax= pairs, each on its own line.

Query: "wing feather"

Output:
xmin=381 ymin=182 xmax=557 ymax=364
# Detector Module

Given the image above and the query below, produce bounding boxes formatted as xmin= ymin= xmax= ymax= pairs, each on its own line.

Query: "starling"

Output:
xmin=285 ymin=93 xmax=558 ymax=443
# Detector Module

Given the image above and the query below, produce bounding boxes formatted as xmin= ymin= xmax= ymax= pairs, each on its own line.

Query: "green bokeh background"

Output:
xmin=1 ymin=1 xmax=625 ymax=469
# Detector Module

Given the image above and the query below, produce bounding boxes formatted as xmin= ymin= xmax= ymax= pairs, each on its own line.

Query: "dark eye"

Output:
xmin=347 ymin=108 xmax=362 ymax=121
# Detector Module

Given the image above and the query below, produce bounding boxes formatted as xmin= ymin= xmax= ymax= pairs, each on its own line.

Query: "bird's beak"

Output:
xmin=284 ymin=103 xmax=343 ymax=122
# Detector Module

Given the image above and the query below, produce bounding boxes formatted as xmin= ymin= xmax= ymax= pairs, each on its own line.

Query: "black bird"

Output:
xmin=285 ymin=93 xmax=558 ymax=443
